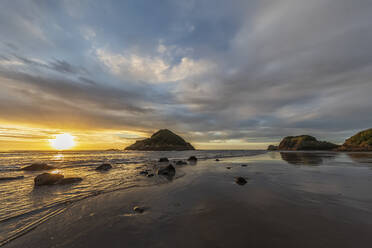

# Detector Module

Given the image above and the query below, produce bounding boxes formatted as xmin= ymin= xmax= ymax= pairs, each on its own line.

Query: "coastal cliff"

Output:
xmin=125 ymin=129 xmax=195 ymax=151
xmin=277 ymin=135 xmax=339 ymax=151
xmin=338 ymin=128 xmax=372 ymax=151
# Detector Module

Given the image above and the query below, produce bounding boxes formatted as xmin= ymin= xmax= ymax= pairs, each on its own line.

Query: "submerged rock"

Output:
xmin=22 ymin=163 xmax=55 ymax=171
xmin=278 ymin=135 xmax=339 ymax=151
xmin=95 ymin=163 xmax=112 ymax=171
xmin=338 ymin=128 xmax=372 ymax=151
xmin=34 ymin=173 xmax=64 ymax=186
xmin=124 ymin=129 xmax=195 ymax=151
xmin=215 ymin=158 xmax=220 ymax=161
xmin=34 ymin=173 xmax=83 ymax=186
xmin=187 ymin=156 xmax=197 ymax=162
xmin=133 ymin=206 xmax=145 ymax=213
xmin=157 ymin=164 xmax=176 ymax=177
xmin=175 ymin=160 xmax=187 ymax=165
xmin=0 ymin=176 xmax=24 ymax=181
xmin=235 ymin=177 xmax=247 ymax=185
xmin=158 ymin=157 xmax=169 ymax=163
xmin=241 ymin=164 xmax=248 ymax=167
xmin=226 ymin=167 xmax=231 ymax=169
xmin=267 ymin=145 xmax=278 ymax=151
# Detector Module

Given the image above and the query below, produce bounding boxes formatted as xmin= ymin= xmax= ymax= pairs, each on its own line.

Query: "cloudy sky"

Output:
xmin=0 ymin=0 xmax=372 ymax=150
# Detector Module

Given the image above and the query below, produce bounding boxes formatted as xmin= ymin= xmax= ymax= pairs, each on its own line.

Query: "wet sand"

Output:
xmin=4 ymin=152 xmax=372 ymax=248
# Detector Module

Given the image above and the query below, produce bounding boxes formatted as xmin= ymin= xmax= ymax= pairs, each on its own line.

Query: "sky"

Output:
xmin=0 ymin=0 xmax=372 ymax=150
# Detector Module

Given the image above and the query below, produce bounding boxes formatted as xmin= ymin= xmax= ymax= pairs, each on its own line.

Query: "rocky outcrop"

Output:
xmin=338 ymin=128 xmax=372 ymax=151
xmin=278 ymin=135 xmax=339 ymax=151
xmin=267 ymin=145 xmax=278 ymax=151
xmin=95 ymin=163 xmax=112 ymax=171
xmin=125 ymin=129 xmax=195 ymax=151
xmin=22 ymin=163 xmax=55 ymax=171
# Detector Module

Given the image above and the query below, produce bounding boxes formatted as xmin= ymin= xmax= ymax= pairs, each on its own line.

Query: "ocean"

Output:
xmin=0 ymin=150 xmax=265 ymax=244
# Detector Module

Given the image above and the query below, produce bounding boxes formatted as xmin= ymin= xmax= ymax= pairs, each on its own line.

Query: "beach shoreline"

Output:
xmin=3 ymin=151 xmax=372 ymax=248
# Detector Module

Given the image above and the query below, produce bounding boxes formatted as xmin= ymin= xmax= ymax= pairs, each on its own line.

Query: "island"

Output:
xmin=338 ymin=128 xmax=372 ymax=151
xmin=275 ymin=135 xmax=339 ymax=151
xmin=124 ymin=129 xmax=195 ymax=151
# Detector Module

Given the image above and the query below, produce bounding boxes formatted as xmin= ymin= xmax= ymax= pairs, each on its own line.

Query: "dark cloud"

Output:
xmin=0 ymin=0 xmax=372 ymax=146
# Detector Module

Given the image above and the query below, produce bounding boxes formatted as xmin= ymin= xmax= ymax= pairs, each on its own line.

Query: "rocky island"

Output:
xmin=276 ymin=135 xmax=339 ymax=151
xmin=338 ymin=128 xmax=372 ymax=151
xmin=125 ymin=129 xmax=195 ymax=151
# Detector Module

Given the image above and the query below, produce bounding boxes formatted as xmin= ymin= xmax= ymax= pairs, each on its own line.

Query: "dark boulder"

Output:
xmin=226 ymin=167 xmax=231 ymax=169
xmin=147 ymin=173 xmax=154 ymax=177
xmin=124 ymin=129 xmax=195 ymax=151
xmin=95 ymin=163 xmax=112 ymax=171
xmin=159 ymin=157 xmax=169 ymax=162
xmin=241 ymin=164 xmax=248 ymax=167
xmin=139 ymin=170 xmax=148 ymax=175
xmin=215 ymin=158 xmax=220 ymax=161
xmin=278 ymin=135 xmax=339 ymax=151
xmin=22 ymin=163 xmax=55 ymax=171
xmin=157 ymin=164 xmax=176 ymax=177
xmin=235 ymin=177 xmax=247 ymax=185
xmin=338 ymin=128 xmax=372 ymax=151
xmin=133 ymin=206 xmax=145 ymax=213
xmin=34 ymin=173 xmax=64 ymax=186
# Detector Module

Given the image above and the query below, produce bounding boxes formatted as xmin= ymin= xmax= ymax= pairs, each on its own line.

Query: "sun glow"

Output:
xmin=49 ymin=133 xmax=76 ymax=150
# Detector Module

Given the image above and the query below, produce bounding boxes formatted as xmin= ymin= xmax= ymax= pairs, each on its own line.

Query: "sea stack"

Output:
xmin=278 ymin=135 xmax=339 ymax=151
xmin=125 ymin=129 xmax=195 ymax=151
xmin=338 ymin=128 xmax=372 ymax=151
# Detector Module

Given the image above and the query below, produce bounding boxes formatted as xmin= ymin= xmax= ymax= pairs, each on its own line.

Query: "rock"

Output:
xmin=147 ymin=173 xmax=154 ymax=177
xmin=158 ymin=157 xmax=169 ymax=162
xmin=133 ymin=206 xmax=145 ymax=213
xmin=226 ymin=167 xmax=231 ymax=169
xmin=267 ymin=145 xmax=278 ymax=151
xmin=278 ymin=135 xmax=339 ymax=151
xmin=338 ymin=128 xmax=372 ymax=151
xmin=34 ymin=173 xmax=64 ymax=186
xmin=124 ymin=129 xmax=195 ymax=151
xmin=187 ymin=156 xmax=197 ymax=162
xmin=215 ymin=159 xmax=220 ymax=161
xmin=0 ymin=176 xmax=24 ymax=181
xmin=139 ymin=170 xmax=148 ymax=175
xmin=95 ymin=163 xmax=112 ymax=171
xmin=157 ymin=164 xmax=176 ymax=177
xmin=58 ymin=177 xmax=83 ymax=185
xmin=241 ymin=164 xmax=248 ymax=167
xmin=175 ymin=160 xmax=187 ymax=165
xmin=22 ymin=163 xmax=55 ymax=171
xmin=235 ymin=177 xmax=247 ymax=185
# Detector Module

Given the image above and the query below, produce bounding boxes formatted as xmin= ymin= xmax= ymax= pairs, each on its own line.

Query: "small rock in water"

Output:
xmin=241 ymin=164 xmax=248 ymax=167
xmin=147 ymin=173 xmax=154 ymax=177
xmin=34 ymin=173 xmax=64 ymax=186
xmin=22 ymin=163 xmax=55 ymax=171
xmin=235 ymin=177 xmax=247 ymax=185
xmin=157 ymin=164 xmax=176 ymax=177
xmin=226 ymin=167 xmax=231 ymax=169
xmin=139 ymin=170 xmax=148 ymax=175
xmin=215 ymin=159 xmax=220 ymax=161
xmin=133 ymin=206 xmax=145 ymax=213
xmin=95 ymin=163 xmax=112 ymax=171
xmin=159 ymin=157 xmax=169 ymax=162
xmin=175 ymin=160 xmax=187 ymax=165
xmin=187 ymin=156 xmax=197 ymax=162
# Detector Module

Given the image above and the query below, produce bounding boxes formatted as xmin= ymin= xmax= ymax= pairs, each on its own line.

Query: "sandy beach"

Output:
xmin=3 ymin=151 xmax=372 ymax=248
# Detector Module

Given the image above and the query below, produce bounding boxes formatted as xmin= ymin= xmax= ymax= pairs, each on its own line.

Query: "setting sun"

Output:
xmin=49 ymin=133 xmax=76 ymax=150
